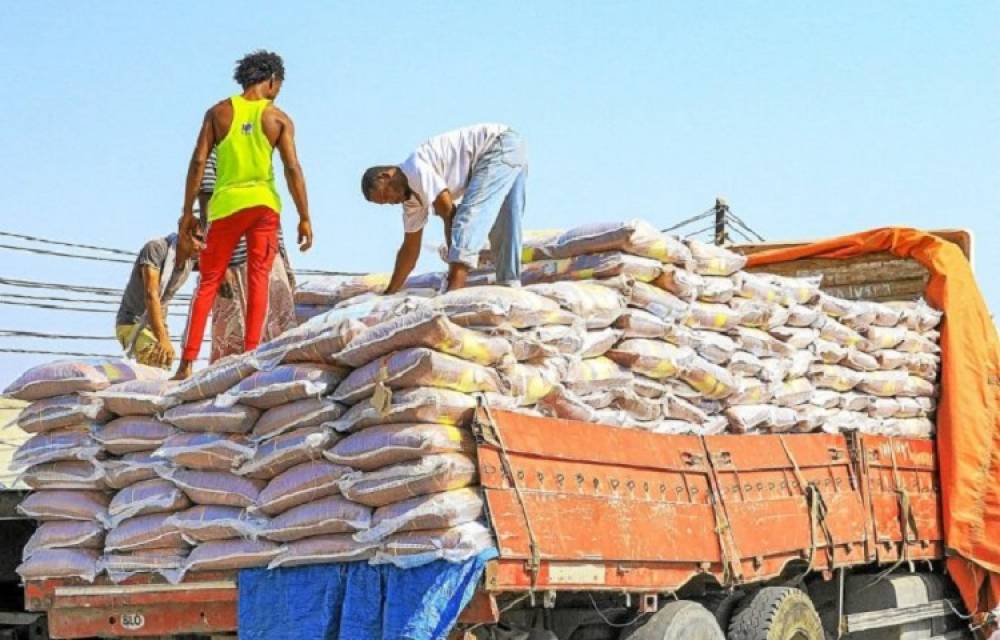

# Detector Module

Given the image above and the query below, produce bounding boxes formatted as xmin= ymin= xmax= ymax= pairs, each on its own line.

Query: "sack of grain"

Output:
xmin=15 ymin=394 xmax=111 ymax=433
xmin=679 ymin=356 xmax=737 ymax=400
xmin=808 ymin=365 xmax=864 ymax=392
xmin=161 ymin=400 xmax=260 ymax=434
xmin=18 ymin=490 xmax=110 ymax=522
xmin=104 ymin=453 xmax=166 ymax=490
xmin=759 ymin=274 xmax=822 ymax=306
xmin=787 ymin=305 xmax=821 ymax=328
xmin=336 ymin=308 xmax=513 ymax=368
xmin=166 ymin=353 xmax=258 ymax=403
xmin=251 ymin=397 xmax=345 ymax=442
xmin=324 ymin=423 xmax=474 ymax=472
xmin=654 ymin=266 xmax=703 ymax=300
xmin=690 ymin=331 xmax=738 ymax=365
xmin=269 ymin=534 xmax=376 ymax=568
xmin=770 ymin=327 xmax=819 ymax=350
xmin=516 ymin=220 xmax=691 ymax=264
xmin=537 ymin=385 xmax=630 ymax=426
xmin=686 ymin=240 xmax=747 ymax=276
xmin=332 ymin=348 xmax=504 ymax=405
xmin=502 ymin=324 xmax=584 ymax=360
xmin=184 ymin=539 xmax=281 ymax=573
xmin=880 ymin=417 xmax=935 ymax=438
xmin=818 ymin=317 xmax=867 ymax=350
xmin=153 ymin=432 xmax=253 ymax=471
xmin=582 ymin=387 xmax=663 ymax=422
xmin=23 ymin=520 xmax=105 ymax=557
xmin=770 ymin=378 xmax=816 ymax=407
xmin=262 ymin=495 xmax=372 ymax=542
xmin=580 ymin=328 xmax=624 ymax=359
xmin=864 ymin=326 xmax=908 ymax=351
xmin=163 ymin=469 xmax=264 ymax=508
xmin=684 ymin=302 xmax=743 ymax=333
xmin=724 ymin=378 xmax=773 ymax=406
xmin=607 ymin=339 xmax=695 ymax=380
xmin=373 ymin=521 xmax=495 ymax=569
xmin=326 ymin=388 xmax=478 ymax=434
xmin=339 ymin=453 xmax=478 ymax=508
xmin=432 ymin=286 xmax=578 ymax=328
xmin=697 ymin=276 xmax=737 ymax=304
xmin=857 ymin=371 xmax=936 ymax=398
xmin=500 ymin=358 xmax=567 ymax=405
xmin=238 ymin=427 xmax=331 ymax=480
xmin=95 ymin=380 xmax=179 ymax=416
xmin=167 ymin=505 xmax=265 ymax=543
xmin=517 ymin=252 xmax=662 ymax=285
xmin=732 ymin=300 xmax=790 ymax=331
xmin=889 ymin=300 xmax=943 ymax=333
xmin=614 ymin=309 xmax=669 ymax=339
xmin=11 ymin=430 xmax=101 ymax=472
xmin=93 ymin=417 xmax=177 ymax=454
xmin=356 ymin=488 xmax=484 ymax=544
xmin=729 ymin=351 xmax=765 ymax=377
xmin=218 ymin=364 xmax=346 ymax=410
xmin=100 ymin=548 xmax=188 ymax=584
xmin=4 ymin=359 xmax=164 ymax=401
xmin=733 ymin=272 xmax=785 ymax=304
xmin=842 ymin=349 xmax=879 ymax=372
xmin=564 ymin=356 xmax=634 ymax=395
xmin=725 ymin=405 xmax=797 ymax=434
xmin=630 ymin=282 xmax=688 ymax=322
xmin=17 ymin=548 xmax=100 ymax=582
xmin=525 ymin=282 xmax=627 ymax=329
xmin=105 ymin=478 xmax=191 ymax=527
xmin=252 ymin=314 xmax=365 ymax=369
xmin=255 ymin=460 xmax=351 ymax=516
xmin=295 ymin=273 xmax=392 ymax=306
xmin=734 ymin=328 xmax=795 ymax=358
xmin=20 ymin=460 xmax=106 ymax=490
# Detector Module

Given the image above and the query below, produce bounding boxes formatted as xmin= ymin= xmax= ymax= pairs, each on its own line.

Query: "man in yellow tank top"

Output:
xmin=174 ymin=50 xmax=314 ymax=380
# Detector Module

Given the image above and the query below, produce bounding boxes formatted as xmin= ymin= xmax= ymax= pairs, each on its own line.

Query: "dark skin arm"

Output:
xmin=140 ymin=266 xmax=174 ymax=367
xmin=385 ymin=229 xmax=423 ymax=294
xmin=179 ymin=110 xmax=216 ymax=239
xmin=433 ymin=189 xmax=458 ymax=251
xmin=268 ymin=106 xmax=313 ymax=251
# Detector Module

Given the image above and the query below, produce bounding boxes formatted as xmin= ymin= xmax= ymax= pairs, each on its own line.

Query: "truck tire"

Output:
xmin=621 ymin=600 xmax=724 ymax=640
xmin=727 ymin=587 xmax=824 ymax=640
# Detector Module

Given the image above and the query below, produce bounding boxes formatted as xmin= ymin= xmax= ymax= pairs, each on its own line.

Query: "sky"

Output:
xmin=0 ymin=1 xmax=997 ymax=387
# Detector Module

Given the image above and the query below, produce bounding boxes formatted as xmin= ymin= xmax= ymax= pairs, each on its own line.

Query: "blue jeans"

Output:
xmin=447 ymin=130 xmax=527 ymax=285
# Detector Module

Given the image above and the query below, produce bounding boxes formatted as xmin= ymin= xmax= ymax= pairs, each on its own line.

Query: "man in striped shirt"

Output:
xmin=197 ymin=149 xmax=296 ymax=362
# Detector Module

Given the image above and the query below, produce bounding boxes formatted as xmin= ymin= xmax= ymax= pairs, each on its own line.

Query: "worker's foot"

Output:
xmin=171 ymin=360 xmax=194 ymax=381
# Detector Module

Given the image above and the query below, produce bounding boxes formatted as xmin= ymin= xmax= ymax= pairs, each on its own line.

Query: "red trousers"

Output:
xmin=181 ymin=206 xmax=279 ymax=361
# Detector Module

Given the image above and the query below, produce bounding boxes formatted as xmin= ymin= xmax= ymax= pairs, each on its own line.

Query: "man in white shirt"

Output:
xmin=361 ymin=123 xmax=527 ymax=292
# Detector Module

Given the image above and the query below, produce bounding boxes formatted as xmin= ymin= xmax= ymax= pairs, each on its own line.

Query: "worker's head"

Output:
xmin=361 ymin=166 xmax=409 ymax=205
xmin=177 ymin=224 xmax=206 ymax=257
xmin=234 ymin=50 xmax=285 ymax=99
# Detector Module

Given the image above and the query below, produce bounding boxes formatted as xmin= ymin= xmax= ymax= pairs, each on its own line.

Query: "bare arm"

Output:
xmin=180 ymin=111 xmax=215 ymax=237
xmin=140 ymin=266 xmax=175 ymax=366
xmin=386 ymin=229 xmax=423 ymax=295
xmin=433 ymin=189 xmax=457 ymax=251
xmin=273 ymin=111 xmax=312 ymax=251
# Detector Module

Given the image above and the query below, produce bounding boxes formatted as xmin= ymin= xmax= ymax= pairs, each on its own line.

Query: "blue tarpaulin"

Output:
xmin=238 ymin=550 xmax=497 ymax=640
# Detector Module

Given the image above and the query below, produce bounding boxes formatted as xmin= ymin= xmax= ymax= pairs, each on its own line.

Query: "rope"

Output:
xmin=874 ymin=438 xmax=919 ymax=581
xmin=586 ymin=593 xmax=649 ymax=628
xmin=477 ymin=398 xmax=542 ymax=589
xmin=779 ymin=435 xmax=834 ymax=578
xmin=700 ymin=438 xmax=744 ymax=583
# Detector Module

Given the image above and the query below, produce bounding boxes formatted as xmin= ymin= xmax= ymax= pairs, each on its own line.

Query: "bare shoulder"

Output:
xmin=264 ymin=104 xmax=293 ymax=125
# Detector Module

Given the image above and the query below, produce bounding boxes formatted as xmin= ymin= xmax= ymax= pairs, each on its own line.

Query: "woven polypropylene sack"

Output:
xmin=654 ymin=266 xmax=704 ymax=300
xmin=161 ymin=400 xmax=260 ymax=434
xmin=106 ymin=478 xmax=191 ymax=526
xmin=252 ymin=314 xmax=365 ymax=368
xmin=262 ymin=495 xmax=372 ymax=542
xmin=18 ymin=490 xmax=110 ymax=522
xmin=219 ymin=364 xmax=346 ymax=410
xmin=251 ymin=397 xmax=345 ymax=442
xmin=373 ymin=521 xmax=495 ymax=569
xmin=809 ymin=365 xmax=864 ymax=392
xmin=518 ymin=252 xmax=662 ymax=286
xmin=104 ymin=453 xmax=165 ymax=490
xmin=21 ymin=460 xmax=106 ymax=490
xmin=336 ymin=308 xmax=513 ymax=368
xmin=104 ymin=512 xmax=186 ymax=551
xmin=153 ymin=432 xmax=253 ymax=471
xmin=167 ymin=505 xmax=265 ymax=543
xmin=237 ymin=427 xmax=331 ymax=480
xmin=268 ymin=534 xmax=376 ymax=569
xmin=770 ymin=378 xmax=817 ymax=407
xmin=725 ymin=404 xmax=797 ymax=434
xmin=685 ymin=240 xmax=747 ymax=276
xmin=499 ymin=358 xmax=567 ymax=406
xmin=295 ymin=273 xmax=392 ymax=306
xmin=758 ymin=274 xmax=822 ymax=306
xmin=332 ymin=348 xmax=503 ymax=405
xmin=100 ymin=548 xmax=188 ymax=584
xmin=254 ymin=460 xmax=351 ymax=517
xmin=629 ymin=282 xmax=688 ymax=322
xmin=580 ymin=328 xmax=623 ymax=359
xmin=565 ymin=356 xmax=634 ymax=394
xmin=163 ymin=469 xmax=264 ymax=508
xmin=96 ymin=379 xmax=179 ymax=416
xmin=679 ymin=356 xmax=737 ymax=400
xmin=504 ymin=324 xmax=585 ymax=360
xmin=518 ymin=219 xmax=690 ymax=264
xmin=16 ymin=394 xmax=111 ymax=433
xmin=324 ymin=423 xmax=474 ymax=472
xmin=93 ymin=417 xmax=177 ymax=455
xmin=166 ymin=353 xmax=258 ymax=403
xmin=17 ymin=548 xmax=99 ymax=582
xmin=23 ymin=520 xmax=105 ymax=557
xmin=858 ymin=371 xmax=936 ymax=398
xmin=432 ymin=286 xmax=577 ymax=328
xmin=11 ymin=430 xmax=101 ymax=472
xmin=525 ymin=281 xmax=627 ymax=329
xmin=326 ymin=387 xmax=478 ymax=434
xmin=722 ymin=377 xmax=773 ymax=407
xmin=734 ymin=327 xmax=795 ymax=358
xmin=614 ymin=309 xmax=669 ymax=339
xmin=4 ymin=359 xmax=164 ymax=402
xmin=357 ymin=487 xmax=485 ymax=543
xmin=338 ymin=453 xmax=478 ymax=508
xmin=184 ymin=539 xmax=281 ymax=573
xmin=607 ymin=339 xmax=695 ymax=381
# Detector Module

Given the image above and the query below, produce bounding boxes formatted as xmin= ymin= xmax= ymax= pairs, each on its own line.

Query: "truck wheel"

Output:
xmin=620 ymin=600 xmax=724 ymax=640
xmin=727 ymin=587 xmax=824 ymax=640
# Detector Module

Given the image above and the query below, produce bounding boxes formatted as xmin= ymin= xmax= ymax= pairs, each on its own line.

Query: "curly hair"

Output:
xmin=233 ymin=50 xmax=285 ymax=88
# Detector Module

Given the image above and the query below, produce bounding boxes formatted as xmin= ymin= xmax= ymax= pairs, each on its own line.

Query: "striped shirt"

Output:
xmin=201 ymin=149 xmax=287 ymax=267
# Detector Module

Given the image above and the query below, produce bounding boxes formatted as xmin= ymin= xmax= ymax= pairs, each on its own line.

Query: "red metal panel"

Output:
xmin=859 ymin=435 xmax=943 ymax=564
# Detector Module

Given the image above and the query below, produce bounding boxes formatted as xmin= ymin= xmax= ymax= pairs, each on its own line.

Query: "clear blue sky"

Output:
xmin=0 ymin=2 xmax=997 ymax=387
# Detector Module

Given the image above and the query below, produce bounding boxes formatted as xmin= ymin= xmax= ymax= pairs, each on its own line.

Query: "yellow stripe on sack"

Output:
xmin=525 ymin=377 xmax=553 ymax=404
xmin=444 ymin=427 xmax=465 ymax=443
xmin=714 ymin=313 xmax=729 ymax=328
xmin=649 ymin=360 xmax=680 ymax=379
xmin=575 ymin=268 xmax=596 ymax=281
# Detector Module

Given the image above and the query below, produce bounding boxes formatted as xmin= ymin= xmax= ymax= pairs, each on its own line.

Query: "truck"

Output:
xmin=9 ymin=227 xmax=997 ymax=640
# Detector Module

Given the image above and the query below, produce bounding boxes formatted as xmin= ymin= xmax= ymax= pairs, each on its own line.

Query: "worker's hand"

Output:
xmin=298 ymin=219 xmax=313 ymax=252
xmin=178 ymin=212 xmax=199 ymax=240
xmin=150 ymin=336 xmax=176 ymax=369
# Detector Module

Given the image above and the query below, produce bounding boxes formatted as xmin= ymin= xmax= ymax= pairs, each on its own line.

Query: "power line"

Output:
xmin=0 ymin=292 xmax=120 ymax=305
xmin=662 ymin=208 xmax=716 ymax=234
xmin=0 ymin=231 xmax=135 ymax=256
xmin=0 ymin=299 xmax=188 ymax=317
xmin=0 ymin=329 xmax=210 ymax=343
xmin=0 ymin=347 xmax=121 ymax=358
xmin=0 ymin=277 xmax=191 ymax=301
xmin=0 ymin=243 xmax=134 ymax=264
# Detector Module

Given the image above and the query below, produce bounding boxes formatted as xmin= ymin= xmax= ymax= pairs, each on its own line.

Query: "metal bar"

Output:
xmin=714 ymin=198 xmax=728 ymax=245
xmin=54 ymin=580 xmax=235 ymax=598
xmin=845 ymin=599 xmax=958 ymax=632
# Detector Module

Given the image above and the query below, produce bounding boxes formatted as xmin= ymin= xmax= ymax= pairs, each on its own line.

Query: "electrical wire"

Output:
xmin=662 ymin=207 xmax=716 ymax=233
xmin=0 ymin=329 xmax=210 ymax=343
xmin=0 ymin=243 xmax=134 ymax=264
xmin=0 ymin=292 xmax=120 ymax=305
xmin=0 ymin=277 xmax=192 ymax=301
xmin=0 ymin=347 xmax=121 ymax=358
xmin=0 ymin=299 xmax=188 ymax=317
xmin=0 ymin=231 xmax=135 ymax=256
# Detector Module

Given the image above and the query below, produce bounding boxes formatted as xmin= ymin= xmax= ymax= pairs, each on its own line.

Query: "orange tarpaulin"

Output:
xmin=747 ymin=227 xmax=1000 ymax=622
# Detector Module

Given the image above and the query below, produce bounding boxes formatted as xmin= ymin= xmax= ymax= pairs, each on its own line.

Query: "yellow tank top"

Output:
xmin=208 ymin=95 xmax=282 ymax=221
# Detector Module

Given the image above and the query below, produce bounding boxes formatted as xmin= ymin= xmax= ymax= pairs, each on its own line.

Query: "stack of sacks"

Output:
xmin=4 ymin=359 xmax=166 ymax=583
xmin=293 ymin=272 xmax=445 ymax=323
